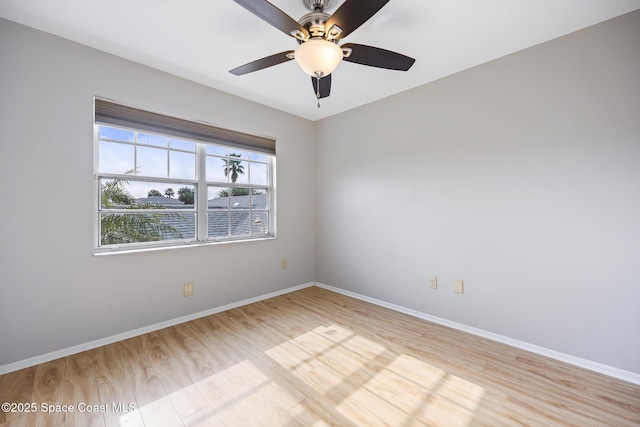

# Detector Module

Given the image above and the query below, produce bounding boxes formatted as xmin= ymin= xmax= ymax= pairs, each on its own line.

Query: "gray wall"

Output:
xmin=0 ymin=19 xmax=315 ymax=366
xmin=315 ymin=11 xmax=640 ymax=374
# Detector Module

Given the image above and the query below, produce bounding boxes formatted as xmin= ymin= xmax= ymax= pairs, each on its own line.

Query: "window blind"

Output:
xmin=94 ymin=98 xmax=276 ymax=155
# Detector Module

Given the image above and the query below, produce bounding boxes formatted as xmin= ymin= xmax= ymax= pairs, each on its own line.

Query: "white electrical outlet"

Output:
xmin=428 ymin=276 xmax=438 ymax=289
xmin=454 ymin=279 xmax=464 ymax=294
xmin=184 ymin=283 xmax=193 ymax=297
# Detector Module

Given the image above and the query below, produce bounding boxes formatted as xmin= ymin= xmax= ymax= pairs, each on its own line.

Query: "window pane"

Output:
xmin=224 ymin=156 xmax=248 ymax=184
xmin=251 ymin=191 xmax=267 ymax=209
xmin=249 ymin=162 xmax=267 ymax=185
xmin=170 ymin=151 xmax=195 ymax=179
xmin=230 ymin=212 xmax=250 ymax=237
xmin=230 ymin=189 xmax=252 ymax=208
xmin=208 ymin=186 xmax=230 ymax=207
xmin=249 ymin=152 xmax=268 ymax=162
xmin=206 ymin=156 xmax=229 ymax=182
xmin=208 ymin=212 xmax=229 ymax=238
xmin=206 ymin=145 xmax=227 ymax=156
xmin=230 ymin=192 xmax=251 ymax=209
xmin=100 ymin=179 xmax=193 ymax=207
xmin=138 ymin=133 xmax=167 ymax=147
xmin=100 ymin=211 xmax=194 ymax=246
xmin=228 ymin=151 xmax=248 ymax=160
xmin=251 ymin=211 xmax=269 ymax=236
xmin=137 ymin=146 xmax=167 ymax=177
xmin=99 ymin=126 xmax=134 ymax=142
xmin=100 ymin=178 xmax=135 ymax=209
xmin=164 ymin=212 xmax=195 ymax=240
xmin=99 ymin=141 xmax=135 ymax=174
xmin=176 ymin=186 xmax=196 ymax=206
xmin=132 ymin=182 xmax=192 ymax=205
xmin=171 ymin=138 xmax=195 ymax=151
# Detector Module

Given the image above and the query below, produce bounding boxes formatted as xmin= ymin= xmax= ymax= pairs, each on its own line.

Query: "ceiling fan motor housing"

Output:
xmin=299 ymin=11 xmax=331 ymax=37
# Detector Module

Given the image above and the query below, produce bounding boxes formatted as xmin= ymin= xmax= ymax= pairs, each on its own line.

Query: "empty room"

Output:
xmin=1 ymin=0 xmax=639 ymax=426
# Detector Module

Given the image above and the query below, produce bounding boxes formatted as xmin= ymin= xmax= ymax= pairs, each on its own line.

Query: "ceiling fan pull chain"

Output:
xmin=316 ymin=75 xmax=321 ymax=108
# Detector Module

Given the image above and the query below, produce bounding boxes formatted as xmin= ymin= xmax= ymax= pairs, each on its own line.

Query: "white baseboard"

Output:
xmin=0 ymin=282 xmax=315 ymax=375
xmin=314 ymin=282 xmax=640 ymax=386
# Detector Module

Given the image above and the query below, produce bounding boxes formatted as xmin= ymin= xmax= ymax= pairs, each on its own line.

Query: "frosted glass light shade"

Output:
xmin=294 ymin=39 xmax=343 ymax=77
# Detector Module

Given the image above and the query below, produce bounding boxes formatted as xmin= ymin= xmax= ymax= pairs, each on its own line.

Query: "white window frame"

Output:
xmin=93 ymin=99 xmax=276 ymax=254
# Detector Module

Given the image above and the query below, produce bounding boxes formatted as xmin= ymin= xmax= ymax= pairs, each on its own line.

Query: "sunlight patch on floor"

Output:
xmin=271 ymin=323 xmax=486 ymax=425
xmin=126 ymin=322 xmax=486 ymax=426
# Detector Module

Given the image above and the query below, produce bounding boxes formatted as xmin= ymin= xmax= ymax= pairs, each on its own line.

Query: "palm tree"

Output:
xmin=164 ymin=188 xmax=175 ymax=198
xmin=223 ymin=153 xmax=245 ymax=183
xmin=148 ymin=189 xmax=162 ymax=197
xmin=102 ymin=179 xmax=135 ymax=206
xmin=217 ymin=188 xmax=264 ymax=197
xmin=100 ymin=209 xmax=183 ymax=245
xmin=101 ymin=172 xmax=183 ymax=245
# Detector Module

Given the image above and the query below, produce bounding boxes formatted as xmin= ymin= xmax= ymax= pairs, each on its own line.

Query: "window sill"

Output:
xmin=93 ymin=236 xmax=276 ymax=256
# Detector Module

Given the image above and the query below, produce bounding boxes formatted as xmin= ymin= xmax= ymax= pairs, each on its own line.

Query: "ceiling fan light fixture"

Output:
xmin=294 ymin=39 xmax=343 ymax=77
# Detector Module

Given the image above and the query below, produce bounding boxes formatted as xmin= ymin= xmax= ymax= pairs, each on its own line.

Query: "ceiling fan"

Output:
xmin=230 ymin=0 xmax=415 ymax=106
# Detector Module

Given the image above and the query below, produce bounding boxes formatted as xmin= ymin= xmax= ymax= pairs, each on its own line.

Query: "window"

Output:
xmin=94 ymin=99 xmax=275 ymax=253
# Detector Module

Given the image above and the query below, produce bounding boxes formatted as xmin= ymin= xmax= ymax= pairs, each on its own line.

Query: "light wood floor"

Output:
xmin=1 ymin=286 xmax=638 ymax=427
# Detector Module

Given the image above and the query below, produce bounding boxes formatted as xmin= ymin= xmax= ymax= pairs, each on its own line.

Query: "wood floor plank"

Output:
xmin=143 ymin=329 xmax=209 ymax=419
xmin=92 ymin=347 xmax=144 ymax=427
xmin=31 ymin=358 xmax=66 ymax=427
xmin=215 ymin=358 xmax=303 ymax=426
xmin=138 ymin=396 xmax=183 ymax=427
xmin=126 ymin=355 xmax=184 ymax=426
xmin=288 ymin=397 xmax=358 ymax=427
xmin=2 ymin=415 xmax=47 ymax=427
xmin=514 ymin=353 xmax=640 ymax=414
xmin=0 ymin=367 xmax=36 ymax=425
xmin=193 ymin=360 xmax=263 ymax=427
xmin=179 ymin=319 xmax=234 ymax=372
xmin=64 ymin=350 xmax=106 ymax=427
xmin=1 ymin=286 xmax=638 ymax=426
xmin=182 ymin=406 xmax=224 ymax=427
xmin=291 ymin=363 xmax=419 ymax=426
xmin=165 ymin=322 xmax=228 ymax=378
xmin=197 ymin=315 xmax=279 ymax=369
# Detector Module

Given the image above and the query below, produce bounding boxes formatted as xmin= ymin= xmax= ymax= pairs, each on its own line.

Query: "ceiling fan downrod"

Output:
xmin=303 ymin=0 xmax=336 ymax=13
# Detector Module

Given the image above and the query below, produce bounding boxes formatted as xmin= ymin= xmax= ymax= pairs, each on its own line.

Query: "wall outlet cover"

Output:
xmin=428 ymin=276 xmax=438 ymax=289
xmin=184 ymin=283 xmax=193 ymax=297
xmin=454 ymin=279 xmax=464 ymax=294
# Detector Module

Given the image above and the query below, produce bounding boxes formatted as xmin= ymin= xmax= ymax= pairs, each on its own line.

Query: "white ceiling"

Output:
xmin=1 ymin=0 xmax=638 ymax=121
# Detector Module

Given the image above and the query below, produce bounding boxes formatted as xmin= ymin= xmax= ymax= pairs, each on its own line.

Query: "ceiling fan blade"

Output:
xmin=325 ymin=0 xmax=390 ymax=40
xmin=233 ymin=0 xmax=309 ymax=39
xmin=229 ymin=51 xmax=294 ymax=75
xmin=341 ymin=43 xmax=415 ymax=71
xmin=311 ymin=74 xmax=332 ymax=98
